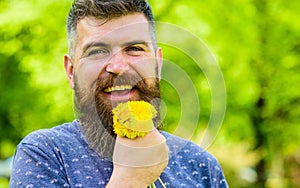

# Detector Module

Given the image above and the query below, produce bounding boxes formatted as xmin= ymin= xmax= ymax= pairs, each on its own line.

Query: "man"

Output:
xmin=10 ymin=0 xmax=228 ymax=187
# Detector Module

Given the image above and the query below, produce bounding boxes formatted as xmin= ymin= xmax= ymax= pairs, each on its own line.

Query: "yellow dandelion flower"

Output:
xmin=112 ymin=101 xmax=157 ymax=139
xmin=128 ymin=101 xmax=157 ymax=120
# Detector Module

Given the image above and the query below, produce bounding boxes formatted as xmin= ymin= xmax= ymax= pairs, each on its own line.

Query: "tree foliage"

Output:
xmin=0 ymin=0 xmax=73 ymax=158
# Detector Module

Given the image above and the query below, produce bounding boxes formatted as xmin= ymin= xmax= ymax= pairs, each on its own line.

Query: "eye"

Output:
xmin=128 ymin=46 xmax=143 ymax=51
xmin=88 ymin=49 xmax=108 ymax=57
xmin=126 ymin=46 xmax=145 ymax=56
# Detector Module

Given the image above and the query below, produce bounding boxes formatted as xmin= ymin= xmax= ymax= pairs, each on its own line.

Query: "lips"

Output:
xmin=103 ymin=84 xmax=135 ymax=101
xmin=103 ymin=85 xmax=133 ymax=93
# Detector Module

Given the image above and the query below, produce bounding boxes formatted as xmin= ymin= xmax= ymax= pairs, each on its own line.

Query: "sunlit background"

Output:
xmin=1 ymin=0 xmax=300 ymax=187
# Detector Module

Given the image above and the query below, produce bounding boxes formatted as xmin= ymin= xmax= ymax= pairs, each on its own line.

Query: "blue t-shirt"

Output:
xmin=10 ymin=120 xmax=228 ymax=187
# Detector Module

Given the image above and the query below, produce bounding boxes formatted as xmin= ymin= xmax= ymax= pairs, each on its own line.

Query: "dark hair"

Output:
xmin=67 ymin=0 xmax=157 ymax=55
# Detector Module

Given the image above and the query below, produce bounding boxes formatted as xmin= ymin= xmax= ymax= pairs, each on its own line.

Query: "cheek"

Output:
xmin=131 ymin=58 xmax=158 ymax=79
xmin=74 ymin=62 xmax=103 ymax=91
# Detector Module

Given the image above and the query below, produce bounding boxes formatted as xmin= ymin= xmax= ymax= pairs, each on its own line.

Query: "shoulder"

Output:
xmin=20 ymin=120 xmax=81 ymax=145
xmin=161 ymin=131 xmax=215 ymax=161
xmin=161 ymin=131 xmax=228 ymax=187
xmin=16 ymin=120 xmax=86 ymax=156
xmin=10 ymin=120 xmax=86 ymax=187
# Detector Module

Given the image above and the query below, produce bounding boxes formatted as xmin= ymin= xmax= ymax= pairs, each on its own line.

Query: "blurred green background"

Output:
xmin=1 ymin=0 xmax=300 ymax=187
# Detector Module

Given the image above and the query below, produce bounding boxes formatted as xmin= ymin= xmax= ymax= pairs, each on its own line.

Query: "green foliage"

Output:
xmin=0 ymin=0 xmax=74 ymax=159
xmin=1 ymin=0 xmax=300 ymax=187
xmin=0 ymin=177 xmax=9 ymax=188
xmin=151 ymin=0 xmax=300 ymax=187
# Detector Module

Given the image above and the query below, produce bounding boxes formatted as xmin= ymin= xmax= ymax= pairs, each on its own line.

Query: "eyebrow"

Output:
xmin=123 ymin=41 xmax=150 ymax=48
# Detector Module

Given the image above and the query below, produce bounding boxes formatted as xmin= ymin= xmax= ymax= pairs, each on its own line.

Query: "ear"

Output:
xmin=64 ymin=54 xmax=75 ymax=89
xmin=156 ymin=47 xmax=163 ymax=80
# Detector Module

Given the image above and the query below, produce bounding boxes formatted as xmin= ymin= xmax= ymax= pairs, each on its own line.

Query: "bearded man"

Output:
xmin=10 ymin=0 xmax=228 ymax=187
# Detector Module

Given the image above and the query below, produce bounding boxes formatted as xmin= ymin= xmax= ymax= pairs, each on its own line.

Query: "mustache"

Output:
xmin=94 ymin=72 xmax=160 ymax=102
xmin=95 ymin=72 xmax=144 ymax=91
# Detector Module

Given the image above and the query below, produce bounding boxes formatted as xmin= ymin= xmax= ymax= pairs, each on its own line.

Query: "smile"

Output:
xmin=103 ymin=85 xmax=133 ymax=93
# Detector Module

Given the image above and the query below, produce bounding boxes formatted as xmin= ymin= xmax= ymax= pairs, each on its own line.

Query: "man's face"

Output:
xmin=64 ymin=13 xmax=162 ymax=140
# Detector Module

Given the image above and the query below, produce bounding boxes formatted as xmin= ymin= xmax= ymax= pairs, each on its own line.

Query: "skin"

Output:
xmin=64 ymin=13 xmax=162 ymax=96
xmin=64 ymin=13 xmax=168 ymax=187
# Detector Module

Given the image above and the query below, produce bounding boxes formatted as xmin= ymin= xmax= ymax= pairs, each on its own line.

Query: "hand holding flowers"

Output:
xmin=108 ymin=101 xmax=168 ymax=188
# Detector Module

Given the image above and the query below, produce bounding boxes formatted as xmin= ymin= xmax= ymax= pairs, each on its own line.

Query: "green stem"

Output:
xmin=158 ymin=177 xmax=166 ymax=188
xmin=148 ymin=182 xmax=156 ymax=188
xmin=148 ymin=177 xmax=166 ymax=188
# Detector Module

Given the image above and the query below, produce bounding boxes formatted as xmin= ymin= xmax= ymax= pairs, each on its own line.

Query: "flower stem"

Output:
xmin=148 ymin=182 xmax=156 ymax=188
xmin=158 ymin=177 xmax=166 ymax=188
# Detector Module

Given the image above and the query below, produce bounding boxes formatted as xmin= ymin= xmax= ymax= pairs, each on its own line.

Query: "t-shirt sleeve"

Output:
xmin=162 ymin=132 xmax=228 ymax=187
xmin=206 ymin=155 xmax=228 ymax=188
xmin=9 ymin=131 xmax=69 ymax=188
xmin=189 ymin=142 xmax=228 ymax=188
xmin=176 ymin=141 xmax=228 ymax=188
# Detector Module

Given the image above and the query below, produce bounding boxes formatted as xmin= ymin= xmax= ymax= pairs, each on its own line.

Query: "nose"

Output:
xmin=105 ymin=51 xmax=130 ymax=75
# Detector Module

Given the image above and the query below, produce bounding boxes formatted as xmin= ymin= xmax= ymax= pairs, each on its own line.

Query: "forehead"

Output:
xmin=76 ymin=13 xmax=153 ymax=47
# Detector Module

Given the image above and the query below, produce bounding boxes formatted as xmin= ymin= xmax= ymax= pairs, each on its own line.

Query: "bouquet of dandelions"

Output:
xmin=112 ymin=101 xmax=166 ymax=188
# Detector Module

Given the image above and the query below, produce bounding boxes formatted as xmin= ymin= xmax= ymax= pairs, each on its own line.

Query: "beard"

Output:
xmin=74 ymin=70 xmax=161 ymax=159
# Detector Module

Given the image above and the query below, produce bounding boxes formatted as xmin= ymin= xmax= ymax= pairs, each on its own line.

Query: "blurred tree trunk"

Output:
xmin=251 ymin=0 xmax=271 ymax=187
xmin=252 ymin=97 xmax=267 ymax=187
